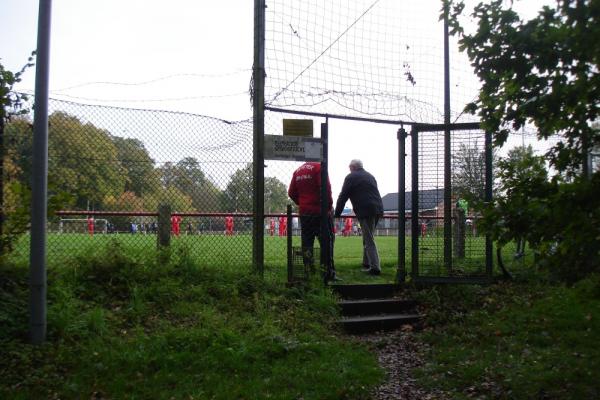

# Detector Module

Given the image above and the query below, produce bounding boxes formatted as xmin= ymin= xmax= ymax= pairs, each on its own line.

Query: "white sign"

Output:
xmin=264 ymin=135 xmax=323 ymax=161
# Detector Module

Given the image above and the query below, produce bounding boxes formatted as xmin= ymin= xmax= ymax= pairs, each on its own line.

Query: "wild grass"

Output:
xmin=0 ymin=241 xmax=382 ymax=399
xmin=4 ymin=232 xmax=586 ymax=399
xmin=412 ymin=276 xmax=600 ymax=399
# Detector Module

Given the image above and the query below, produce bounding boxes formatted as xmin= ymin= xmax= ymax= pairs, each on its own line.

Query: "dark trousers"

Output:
xmin=300 ymin=214 xmax=335 ymax=276
xmin=358 ymin=215 xmax=381 ymax=271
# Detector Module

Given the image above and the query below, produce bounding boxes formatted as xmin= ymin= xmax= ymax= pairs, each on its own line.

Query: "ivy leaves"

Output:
xmin=446 ymin=0 xmax=600 ymax=176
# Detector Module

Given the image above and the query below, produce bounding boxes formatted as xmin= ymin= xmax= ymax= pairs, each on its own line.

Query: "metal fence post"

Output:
xmin=443 ymin=3 xmax=453 ymax=273
xmin=157 ymin=204 xmax=171 ymax=250
xmin=320 ymin=120 xmax=332 ymax=282
xmin=453 ymin=207 xmax=466 ymax=259
xmin=411 ymin=126 xmax=419 ymax=278
xmin=29 ymin=0 xmax=52 ymax=345
xmin=252 ymin=0 xmax=266 ymax=276
xmin=286 ymin=204 xmax=293 ymax=284
xmin=397 ymin=127 xmax=406 ymax=283
xmin=485 ymin=130 xmax=493 ymax=278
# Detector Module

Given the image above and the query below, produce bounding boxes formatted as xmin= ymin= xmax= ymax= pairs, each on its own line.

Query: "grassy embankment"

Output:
xmin=1 ymin=240 xmax=382 ymax=399
xmin=413 ymin=273 xmax=600 ymax=399
xmin=5 ymin=234 xmax=595 ymax=398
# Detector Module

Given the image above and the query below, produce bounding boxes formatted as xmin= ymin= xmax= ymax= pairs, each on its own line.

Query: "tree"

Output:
xmin=264 ymin=176 xmax=290 ymax=213
xmin=222 ymin=164 xmax=253 ymax=212
xmin=103 ymin=191 xmax=144 ymax=212
xmin=448 ymin=0 xmax=600 ymax=177
xmin=448 ymin=0 xmax=600 ymax=280
xmin=1 ymin=54 xmax=35 ymax=254
xmin=112 ymin=137 xmax=160 ymax=198
xmin=46 ymin=112 xmax=127 ymax=210
xmin=159 ymin=157 xmax=221 ymax=212
xmin=481 ymin=145 xmax=550 ymax=247
xmin=222 ymin=163 xmax=289 ymax=213
xmin=143 ymin=187 xmax=193 ymax=214
xmin=452 ymin=142 xmax=486 ymax=204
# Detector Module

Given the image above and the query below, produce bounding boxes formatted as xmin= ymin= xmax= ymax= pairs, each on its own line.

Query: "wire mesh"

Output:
xmin=414 ymin=127 xmax=488 ymax=278
xmin=290 ymin=246 xmax=321 ymax=283
xmin=4 ymin=100 xmax=405 ymax=279
xmin=265 ymin=0 xmax=480 ymax=123
xmin=4 ymin=98 xmax=260 ymax=269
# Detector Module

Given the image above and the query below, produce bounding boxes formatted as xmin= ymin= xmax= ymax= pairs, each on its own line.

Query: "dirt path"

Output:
xmin=355 ymin=330 xmax=449 ymax=400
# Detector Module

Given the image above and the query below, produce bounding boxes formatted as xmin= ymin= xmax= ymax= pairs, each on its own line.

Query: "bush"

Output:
xmin=481 ymin=146 xmax=600 ymax=283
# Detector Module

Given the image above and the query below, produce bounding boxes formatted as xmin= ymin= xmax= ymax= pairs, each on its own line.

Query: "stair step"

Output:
xmin=329 ymin=283 xmax=398 ymax=299
xmin=338 ymin=298 xmax=417 ymax=316
xmin=339 ymin=313 xmax=423 ymax=334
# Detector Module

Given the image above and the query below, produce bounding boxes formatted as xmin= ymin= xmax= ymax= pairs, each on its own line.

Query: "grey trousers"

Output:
xmin=358 ymin=215 xmax=380 ymax=271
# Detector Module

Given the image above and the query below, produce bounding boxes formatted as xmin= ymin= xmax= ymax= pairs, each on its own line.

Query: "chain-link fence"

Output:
xmin=4 ymin=98 xmax=271 ymax=270
xmin=2 ymin=97 xmax=570 ymax=283
xmin=411 ymin=126 xmax=490 ymax=280
xmin=3 ymin=99 xmax=408 ymax=280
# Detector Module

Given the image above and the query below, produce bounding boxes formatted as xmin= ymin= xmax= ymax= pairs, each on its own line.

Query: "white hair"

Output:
xmin=349 ymin=159 xmax=363 ymax=169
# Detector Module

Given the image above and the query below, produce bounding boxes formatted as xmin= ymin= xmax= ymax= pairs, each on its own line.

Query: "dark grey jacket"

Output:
xmin=334 ymin=168 xmax=383 ymax=218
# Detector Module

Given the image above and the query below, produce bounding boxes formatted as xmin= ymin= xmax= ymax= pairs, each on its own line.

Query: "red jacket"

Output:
xmin=288 ymin=162 xmax=333 ymax=215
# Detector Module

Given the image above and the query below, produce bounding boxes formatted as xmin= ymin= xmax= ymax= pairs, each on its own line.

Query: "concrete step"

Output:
xmin=338 ymin=298 xmax=417 ymax=317
xmin=339 ymin=313 xmax=423 ymax=334
xmin=329 ymin=283 xmax=398 ymax=299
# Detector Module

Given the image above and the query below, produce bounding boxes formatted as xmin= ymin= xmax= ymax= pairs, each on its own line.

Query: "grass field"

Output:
xmin=7 ymin=232 xmax=518 ymax=284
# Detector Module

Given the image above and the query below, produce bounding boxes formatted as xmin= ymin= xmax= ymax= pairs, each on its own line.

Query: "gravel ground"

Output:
xmin=354 ymin=329 xmax=450 ymax=400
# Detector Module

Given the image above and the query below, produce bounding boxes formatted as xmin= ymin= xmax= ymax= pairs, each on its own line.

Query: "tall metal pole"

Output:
xmin=485 ymin=130 xmax=493 ymax=279
xmin=397 ymin=127 xmax=406 ymax=283
xmin=286 ymin=204 xmax=293 ymax=283
xmin=30 ymin=0 xmax=52 ymax=345
xmin=0 ymin=116 xmax=5 ymax=249
xmin=320 ymin=120 xmax=331 ymax=281
xmin=411 ymin=126 xmax=419 ymax=278
xmin=252 ymin=0 xmax=266 ymax=275
xmin=443 ymin=2 xmax=452 ymax=271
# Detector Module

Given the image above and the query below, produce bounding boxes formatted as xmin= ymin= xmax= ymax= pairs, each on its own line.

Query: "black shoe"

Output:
xmin=364 ymin=268 xmax=381 ymax=276
xmin=324 ymin=271 xmax=342 ymax=283
xmin=361 ymin=264 xmax=371 ymax=271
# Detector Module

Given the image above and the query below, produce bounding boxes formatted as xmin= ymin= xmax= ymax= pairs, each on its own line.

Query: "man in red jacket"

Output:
xmin=288 ymin=162 xmax=337 ymax=281
xmin=278 ymin=215 xmax=287 ymax=237
xmin=225 ymin=215 xmax=234 ymax=236
xmin=344 ymin=217 xmax=353 ymax=237
xmin=87 ymin=216 xmax=94 ymax=236
xmin=171 ymin=215 xmax=182 ymax=236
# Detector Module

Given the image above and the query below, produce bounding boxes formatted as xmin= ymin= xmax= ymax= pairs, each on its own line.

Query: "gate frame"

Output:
xmin=266 ymin=106 xmax=415 ymax=284
xmin=255 ymin=1 xmax=490 ymax=282
xmin=399 ymin=122 xmax=493 ymax=284
xmin=263 ymin=109 xmax=493 ymax=284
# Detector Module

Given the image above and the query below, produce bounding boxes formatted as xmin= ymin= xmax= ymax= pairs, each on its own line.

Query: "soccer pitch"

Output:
xmin=10 ymin=233 xmax=497 ymax=283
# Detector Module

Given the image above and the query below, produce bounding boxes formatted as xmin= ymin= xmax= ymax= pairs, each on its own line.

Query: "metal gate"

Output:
xmin=398 ymin=123 xmax=493 ymax=284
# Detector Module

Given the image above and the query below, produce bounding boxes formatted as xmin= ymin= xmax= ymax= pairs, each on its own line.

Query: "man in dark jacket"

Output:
xmin=334 ymin=159 xmax=384 ymax=275
xmin=288 ymin=162 xmax=337 ymax=281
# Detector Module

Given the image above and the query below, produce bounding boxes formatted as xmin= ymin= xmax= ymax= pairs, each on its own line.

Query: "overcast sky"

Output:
xmin=1 ymin=0 xmax=254 ymax=119
xmin=1 ymin=0 xmax=552 ymax=202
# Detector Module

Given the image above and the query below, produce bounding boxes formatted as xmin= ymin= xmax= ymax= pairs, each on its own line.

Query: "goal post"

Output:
xmin=56 ymin=218 xmax=108 ymax=234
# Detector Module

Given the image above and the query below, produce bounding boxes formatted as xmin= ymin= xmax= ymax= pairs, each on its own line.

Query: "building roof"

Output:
xmin=381 ymin=188 xmax=444 ymax=212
